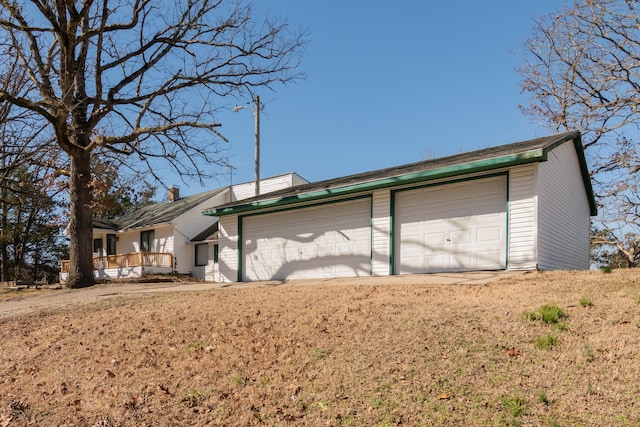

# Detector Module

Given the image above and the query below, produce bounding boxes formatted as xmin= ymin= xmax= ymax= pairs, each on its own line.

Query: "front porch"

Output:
xmin=60 ymin=252 xmax=174 ymax=283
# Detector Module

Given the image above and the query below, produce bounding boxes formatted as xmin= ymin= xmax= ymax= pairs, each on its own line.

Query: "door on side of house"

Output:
xmin=394 ymin=175 xmax=507 ymax=274
xmin=241 ymin=198 xmax=372 ymax=281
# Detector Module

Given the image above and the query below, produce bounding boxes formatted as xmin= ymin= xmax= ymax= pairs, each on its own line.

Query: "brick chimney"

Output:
xmin=168 ymin=185 xmax=180 ymax=202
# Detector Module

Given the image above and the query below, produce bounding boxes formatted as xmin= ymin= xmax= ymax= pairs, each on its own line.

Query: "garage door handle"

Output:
xmin=446 ymin=238 xmax=451 ymax=242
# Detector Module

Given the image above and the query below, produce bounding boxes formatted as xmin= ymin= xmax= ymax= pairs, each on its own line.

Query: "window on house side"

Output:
xmin=140 ymin=230 xmax=155 ymax=252
xmin=93 ymin=238 xmax=103 ymax=256
xmin=195 ymin=244 xmax=208 ymax=266
xmin=107 ymin=234 xmax=117 ymax=256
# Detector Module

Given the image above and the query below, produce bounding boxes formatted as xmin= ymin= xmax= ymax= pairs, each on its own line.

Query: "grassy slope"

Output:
xmin=0 ymin=269 xmax=639 ymax=426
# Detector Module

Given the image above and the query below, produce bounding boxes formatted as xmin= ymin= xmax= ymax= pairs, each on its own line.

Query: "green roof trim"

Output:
xmin=202 ymin=131 xmax=597 ymax=217
xmin=205 ymin=150 xmax=541 ymax=217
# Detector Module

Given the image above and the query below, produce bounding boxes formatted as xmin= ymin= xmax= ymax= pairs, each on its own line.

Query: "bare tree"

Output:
xmin=0 ymin=0 xmax=305 ymax=287
xmin=518 ymin=0 xmax=640 ymax=267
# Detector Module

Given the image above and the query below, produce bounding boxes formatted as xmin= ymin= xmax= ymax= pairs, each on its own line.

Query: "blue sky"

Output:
xmin=170 ymin=1 xmax=568 ymax=195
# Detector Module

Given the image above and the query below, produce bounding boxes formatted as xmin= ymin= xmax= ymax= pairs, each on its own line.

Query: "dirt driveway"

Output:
xmin=0 ymin=271 xmax=520 ymax=320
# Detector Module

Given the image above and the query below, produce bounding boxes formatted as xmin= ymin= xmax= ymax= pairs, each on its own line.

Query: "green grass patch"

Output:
xmin=185 ymin=342 xmax=209 ymax=353
xmin=523 ymin=310 xmax=541 ymax=321
xmin=524 ymin=304 xmax=566 ymax=324
xmin=501 ymin=393 xmax=527 ymax=417
xmin=579 ymin=296 xmax=593 ymax=307
xmin=539 ymin=305 xmax=566 ymax=323
xmin=584 ymin=345 xmax=596 ymax=362
xmin=536 ymin=390 xmax=549 ymax=405
xmin=310 ymin=348 xmax=327 ymax=359
xmin=535 ymin=334 xmax=557 ymax=349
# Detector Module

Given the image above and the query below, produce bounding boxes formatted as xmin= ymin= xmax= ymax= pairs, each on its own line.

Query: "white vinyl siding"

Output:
xmin=508 ymin=164 xmax=539 ymax=270
xmin=192 ymin=244 xmax=219 ymax=281
xmin=537 ymin=141 xmax=591 ymax=270
xmin=394 ymin=176 xmax=507 ymax=273
xmin=241 ymin=198 xmax=372 ymax=281
xmin=114 ymin=231 xmax=138 ymax=255
xmin=371 ymin=190 xmax=391 ymax=276
xmin=218 ymin=215 xmax=239 ymax=282
xmin=173 ymin=190 xmax=228 ymax=238
xmin=231 ymin=173 xmax=310 ymax=201
xmin=171 ymin=189 xmax=228 ymax=274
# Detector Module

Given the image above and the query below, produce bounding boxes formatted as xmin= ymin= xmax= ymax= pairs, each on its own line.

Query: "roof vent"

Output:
xmin=168 ymin=185 xmax=180 ymax=202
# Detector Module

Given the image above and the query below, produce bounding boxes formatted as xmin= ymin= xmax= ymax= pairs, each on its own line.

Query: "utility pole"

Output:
xmin=254 ymin=95 xmax=260 ymax=197
xmin=234 ymin=95 xmax=261 ymax=197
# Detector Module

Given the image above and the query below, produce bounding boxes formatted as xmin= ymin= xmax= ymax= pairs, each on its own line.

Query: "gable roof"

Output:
xmin=204 ymin=131 xmax=596 ymax=217
xmin=94 ymin=187 xmax=227 ymax=232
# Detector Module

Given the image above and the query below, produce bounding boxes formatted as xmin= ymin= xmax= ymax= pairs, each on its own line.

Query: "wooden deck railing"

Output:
xmin=60 ymin=252 xmax=173 ymax=273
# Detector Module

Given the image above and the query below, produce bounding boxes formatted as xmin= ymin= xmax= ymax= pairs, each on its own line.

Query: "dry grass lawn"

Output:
xmin=0 ymin=269 xmax=639 ymax=426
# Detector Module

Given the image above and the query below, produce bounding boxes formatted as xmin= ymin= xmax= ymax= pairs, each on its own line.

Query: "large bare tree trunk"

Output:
xmin=66 ymin=151 xmax=95 ymax=288
xmin=0 ymin=0 xmax=304 ymax=288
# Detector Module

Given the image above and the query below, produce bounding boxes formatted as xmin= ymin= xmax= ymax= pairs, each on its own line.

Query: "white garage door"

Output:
xmin=242 ymin=198 xmax=372 ymax=281
xmin=394 ymin=176 xmax=507 ymax=273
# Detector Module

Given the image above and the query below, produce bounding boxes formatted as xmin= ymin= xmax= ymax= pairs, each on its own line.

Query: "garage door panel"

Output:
xmin=477 ymin=250 xmax=502 ymax=268
xmin=425 ymin=254 xmax=447 ymax=270
xmin=395 ymin=176 xmax=507 ymax=273
xmin=451 ymin=252 xmax=473 ymax=268
xmin=478 ymin=226 xmax=502 ymax=243
xmin=426 ymin=231 xmax=445 ymax=246
xmin=317 ymin=243 xmax=335 ymax=257
xmin=336 ymin=241 xmax=353 ymax=255
xmin=451 ymin=229 xmax=472 ymax=244
xmin=243 ymin=198 xmax=372 ymax=281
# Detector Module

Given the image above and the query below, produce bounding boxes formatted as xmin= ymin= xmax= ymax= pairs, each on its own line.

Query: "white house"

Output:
xmin=60 ymin=172 xmax=307 ymax=282
xmin=203 ymin=131 xmax=596 ymax=282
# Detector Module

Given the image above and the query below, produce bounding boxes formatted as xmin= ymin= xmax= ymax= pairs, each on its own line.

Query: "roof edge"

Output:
xmin=204 ymin=148 xmax=546 ymax=217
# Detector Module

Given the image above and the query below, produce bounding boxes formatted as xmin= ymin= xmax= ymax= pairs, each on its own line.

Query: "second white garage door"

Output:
xmin=394 ymin=176 xmax=507 ymax=273
xmin=241 ymin=198 xmax=372 ymax=281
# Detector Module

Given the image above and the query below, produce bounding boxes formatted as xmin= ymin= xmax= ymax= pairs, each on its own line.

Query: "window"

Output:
xmin=107 ymin=234 xmax=117 ymax=256
xmin=213 ymin=244 xmax=219 ymax=263
xmin=93 ymin=238 xmax=104 ymax=256
xmin=140 ymin=230 xmax=155 ymax=252
xmin=195 ymin=244 xmax=208 ymax=266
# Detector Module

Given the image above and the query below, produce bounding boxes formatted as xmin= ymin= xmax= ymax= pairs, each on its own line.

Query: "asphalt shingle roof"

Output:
xmin=93 ymin=187 xmax=227 ymax=231
xmin=205 ymin=131 xmax=596 ymax=216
